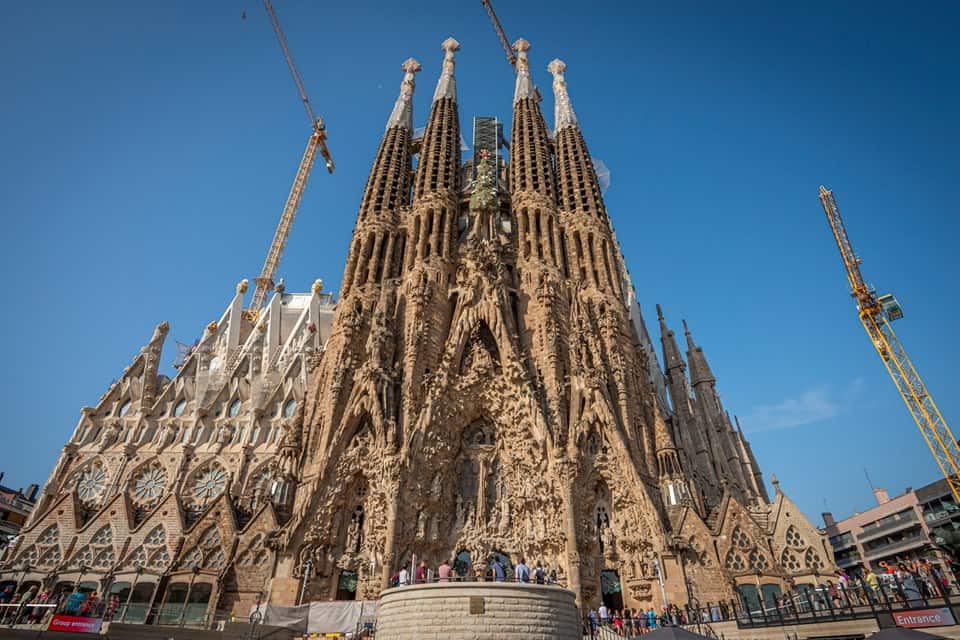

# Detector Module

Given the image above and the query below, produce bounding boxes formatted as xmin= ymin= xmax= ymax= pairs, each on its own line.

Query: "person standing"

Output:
xmin=437 ymin=558 xmax=453 ymax=582
xmin=415 ymin=560 xmax=428 ymax=584
xmin=864 ymin=566 xmax=880 ymax=603
xmin=598 ymin=602 xmax=609 ymax=626
xmin=515 ymin=558 xmax=530 ymax=583
xmin=491 ymin=557 xmax=505 ymax=582
xmin=647 ymin=607 xmax=657 ymax=630
xmin=398 ymin=562 xmax=410 ymax=586
xmin=534 ymin=562 xmax=545 ymax=584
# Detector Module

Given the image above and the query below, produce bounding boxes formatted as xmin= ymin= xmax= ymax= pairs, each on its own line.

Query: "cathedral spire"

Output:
xmin=413 ymin=38 xmax=462 ymax=203
xmin=341 ymin=58 xmax=418 ymax=296
xmin=432 ymin=37 xmax=460 ymax=103
xmin=657 ymin=305 xmax=686 ymax=373
xmin=385 ymin=58 xmax=421 ymax=131
xmin=547 ymin=59 xmax=578 ymax=131
xmin=513 ymin=38 xmax=536 ymax=102
xmin=683 ymin=319 xmax=716 ymax=385
xmin=509 ymin=38 xmax=556 ymax=206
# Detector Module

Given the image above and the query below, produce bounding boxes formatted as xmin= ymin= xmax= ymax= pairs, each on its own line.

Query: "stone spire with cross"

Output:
xmin=386 ymin=58 xmax=421 ymax=132
xmin=547 ymin=58 xmax=579 ymax=132
xmin=432 ymin=37 xmax=460 ymax=103
xmin=513 ymin=38 xmax=536 ymax=102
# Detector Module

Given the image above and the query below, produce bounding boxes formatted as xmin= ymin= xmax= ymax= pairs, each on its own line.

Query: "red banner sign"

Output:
xmin=48 ymin=614 xmax=104 ymax=633
xmin=892 ymin=608 xmax=956 ymax=628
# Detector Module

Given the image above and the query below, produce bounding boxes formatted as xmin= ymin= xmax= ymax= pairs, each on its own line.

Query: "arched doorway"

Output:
xmin=600 ymin=570 xmax=623 ymax=611
xmin=336 ymin=570 xmax=357 ymax=601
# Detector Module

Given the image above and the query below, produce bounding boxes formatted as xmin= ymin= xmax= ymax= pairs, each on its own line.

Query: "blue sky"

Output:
xmin=1 ymin=1 xmax=957 ymax=525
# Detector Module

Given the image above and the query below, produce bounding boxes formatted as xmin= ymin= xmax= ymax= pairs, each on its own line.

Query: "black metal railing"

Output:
xmin=677 ymin=573 xmax=959 ymax=630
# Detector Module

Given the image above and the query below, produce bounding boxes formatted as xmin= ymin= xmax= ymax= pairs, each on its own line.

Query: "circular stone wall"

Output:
xmin=375 ymin=582 xmax=580 ymax=639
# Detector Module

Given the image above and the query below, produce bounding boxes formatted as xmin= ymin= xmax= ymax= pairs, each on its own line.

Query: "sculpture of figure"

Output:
xmin=468 ymin=151 xmax=498 ymax=242
xmin=346 ymin=514 xmax=361 ymax=553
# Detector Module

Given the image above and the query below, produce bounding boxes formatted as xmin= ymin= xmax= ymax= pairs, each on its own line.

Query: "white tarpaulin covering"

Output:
xmin=256 ymin=601 xmax=378 ymax=634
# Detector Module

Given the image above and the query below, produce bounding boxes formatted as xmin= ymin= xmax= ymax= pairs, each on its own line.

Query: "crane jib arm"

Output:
xmin=819 ymin=185 xmax=960 ymax=503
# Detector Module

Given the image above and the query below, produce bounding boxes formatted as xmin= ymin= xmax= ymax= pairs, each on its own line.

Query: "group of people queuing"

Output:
xmin=0 ymin=584 xmax=119 ymax=626
xmin=586 ymin=604 xmax=685 ymax=636
xmin=767 ymin=559 xmax=954 ymax=618
xmin=390 ymin=557 xmax=559 ymax=586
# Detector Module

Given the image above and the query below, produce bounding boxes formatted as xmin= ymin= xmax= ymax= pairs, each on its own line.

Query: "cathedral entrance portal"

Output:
xmin=336 ymin=570 xmax=358 ymax=601
xmin=600 ymin=570 xmax=623 ymax=612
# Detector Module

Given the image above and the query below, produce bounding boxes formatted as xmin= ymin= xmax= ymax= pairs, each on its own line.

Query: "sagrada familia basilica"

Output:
xmin=2 ymin=38 xmax=834 ymax=620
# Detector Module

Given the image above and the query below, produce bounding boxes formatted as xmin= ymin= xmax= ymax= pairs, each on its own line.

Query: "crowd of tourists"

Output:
xmin=389 ymin=556 xmax=559 ymax=586
xmin=585 ymin=603 xmax=687 ymax=636
xmin=767 ymin=560 xmax=952 ymax=617
xmin=0 ymin=584 xmax=120 ymax=626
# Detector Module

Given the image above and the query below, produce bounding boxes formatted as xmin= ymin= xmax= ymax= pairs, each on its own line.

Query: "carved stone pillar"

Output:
xmin=379 ymin=462 xmax=401 ymax=590
xmin=557 ymin=458 xmax=582 ymax=605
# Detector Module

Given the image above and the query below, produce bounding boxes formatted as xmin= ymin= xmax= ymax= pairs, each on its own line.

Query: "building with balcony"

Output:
xmin=823 ymin=479 xmax=958 ymax=579
xmin=0 ymin=473 xmax=39 ymax=558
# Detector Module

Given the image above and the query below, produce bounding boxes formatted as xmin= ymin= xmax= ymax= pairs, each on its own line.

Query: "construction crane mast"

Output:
xmin=819 ymin=186 xmax=960 ymax=502
xmin=248 ymin=0 xmax=335 ymax=318
xmin=480 ymin=0 xmax=516 ymax=68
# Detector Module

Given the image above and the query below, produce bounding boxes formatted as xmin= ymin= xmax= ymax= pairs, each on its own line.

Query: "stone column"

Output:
xmin=379 ymin=463 xmax=401 ymax=590
xmin=557 ymin=458 xmax=582 ymax=606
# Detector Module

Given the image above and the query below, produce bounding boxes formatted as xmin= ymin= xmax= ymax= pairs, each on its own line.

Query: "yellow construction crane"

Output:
xmin=248 ymin=0 xmax=335 ymax=319
xmin=819 ymin=185 xmax=960 ymax=502
xmin=480 ymin=0 xmax=517 ymax=68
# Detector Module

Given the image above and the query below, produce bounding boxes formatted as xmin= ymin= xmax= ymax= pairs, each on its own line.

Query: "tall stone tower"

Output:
xmin=278 ymin=37 xmax=696 ymax=607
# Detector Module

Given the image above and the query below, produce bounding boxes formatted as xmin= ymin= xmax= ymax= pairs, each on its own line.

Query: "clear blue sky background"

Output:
xmin=1 ymin=1 xmax=956 ymax=526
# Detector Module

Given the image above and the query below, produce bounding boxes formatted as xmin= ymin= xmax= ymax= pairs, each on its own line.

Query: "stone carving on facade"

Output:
xmin=6 ymin=38 xmax=839 ymax=619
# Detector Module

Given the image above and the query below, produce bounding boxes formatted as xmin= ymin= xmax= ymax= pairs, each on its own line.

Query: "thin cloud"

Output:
xmin=740 ymin=388 xmax=840 ymax=433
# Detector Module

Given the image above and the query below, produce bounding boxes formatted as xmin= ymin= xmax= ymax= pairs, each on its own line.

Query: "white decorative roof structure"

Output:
xmin=432 ymin=37 xmax=460 ymax=102
xmin=386 ymin=58 xmax=421 ymax=132
xmin=547 ymin=58 xmax=579 ymax=131
xmin=512 ymin=38 xmax=536 ymax=102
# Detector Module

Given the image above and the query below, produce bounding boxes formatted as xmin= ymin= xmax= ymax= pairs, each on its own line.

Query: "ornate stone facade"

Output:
xmin=3 ymin=37 xmax=834 ymax=620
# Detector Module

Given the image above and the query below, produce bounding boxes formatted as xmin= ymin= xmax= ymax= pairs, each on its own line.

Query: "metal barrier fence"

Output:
xmin=679 ymin=575 xmax=959 ymax=629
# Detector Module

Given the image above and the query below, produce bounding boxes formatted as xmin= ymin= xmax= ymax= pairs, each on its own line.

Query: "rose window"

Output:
xmin=131 ymin=464 xmax=167 ymax=505
xmin=76 ymin=464 xmax=108 ymax=505
xmin=785 ymin=525 xmax=805 ymax=548
xmin=190 ymin=465 xmax=227 ymax=506
xmin=781 ymin=549 xmax=802 ymax=572
xmin=749 ymin=550 xmax=768 ymax=571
